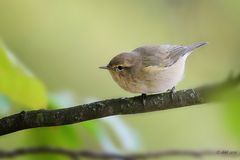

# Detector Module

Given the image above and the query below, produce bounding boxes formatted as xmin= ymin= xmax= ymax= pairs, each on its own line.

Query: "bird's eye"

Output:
xmin=116 ymin=66 xmax=124 ymax=71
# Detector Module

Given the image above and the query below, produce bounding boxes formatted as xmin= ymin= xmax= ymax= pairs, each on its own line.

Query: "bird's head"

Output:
xmin=99 ymin=52 xmax=138 ymax=73
xmin=99 ymin=52 xmax=140 ymax=87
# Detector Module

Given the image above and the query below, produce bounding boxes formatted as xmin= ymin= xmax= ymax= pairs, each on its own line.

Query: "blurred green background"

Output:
xmin=0 ymin=0 xmax=240 ymax=159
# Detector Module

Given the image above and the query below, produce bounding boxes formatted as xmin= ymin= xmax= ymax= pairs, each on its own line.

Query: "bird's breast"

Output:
xmin=109 ymin=57 xmax=187 ymax=94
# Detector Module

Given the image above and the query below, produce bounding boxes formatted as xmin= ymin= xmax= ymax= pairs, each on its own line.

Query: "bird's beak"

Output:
xmin=99 ymin=66 xmax=109 ymax=70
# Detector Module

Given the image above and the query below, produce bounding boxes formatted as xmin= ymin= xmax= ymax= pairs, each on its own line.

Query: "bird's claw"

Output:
xmin=169 ymin=86 xmax=176 ymax=102
xmin=141 ymin=93 xmax=147 ymax=106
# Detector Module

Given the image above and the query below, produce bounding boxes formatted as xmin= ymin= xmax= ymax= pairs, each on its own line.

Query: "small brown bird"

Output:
xmin=100 ymin=42 xmax=207 ymax=102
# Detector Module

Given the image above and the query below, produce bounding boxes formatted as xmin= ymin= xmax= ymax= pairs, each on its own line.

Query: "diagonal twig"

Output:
xmin=0 ymin=74 xmax=239 ymax=136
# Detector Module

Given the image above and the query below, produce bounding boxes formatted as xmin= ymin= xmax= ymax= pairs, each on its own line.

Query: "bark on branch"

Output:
xmin=0 ymin=74 xmax=239 ymax=136
xmin=0 ymin=147 xmax=240 ymax=160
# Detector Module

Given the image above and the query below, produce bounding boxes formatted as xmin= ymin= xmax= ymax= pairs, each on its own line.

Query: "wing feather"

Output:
xmin=133 ymin=45 xmax=187 ymax=68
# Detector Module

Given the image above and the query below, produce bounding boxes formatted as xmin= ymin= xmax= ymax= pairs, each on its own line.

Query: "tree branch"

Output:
xmin=0 ymin=74 xmax=239 ymax=136
xmin=0 ymin=147 xmax=240 ymax=160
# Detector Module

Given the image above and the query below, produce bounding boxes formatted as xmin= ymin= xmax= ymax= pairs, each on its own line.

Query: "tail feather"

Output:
xmin=186 ymin=42 xmax=208 ymax=52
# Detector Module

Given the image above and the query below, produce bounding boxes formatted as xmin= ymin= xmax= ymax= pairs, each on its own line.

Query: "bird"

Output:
xmin=100 ymin=42 xmax=208 ymax=104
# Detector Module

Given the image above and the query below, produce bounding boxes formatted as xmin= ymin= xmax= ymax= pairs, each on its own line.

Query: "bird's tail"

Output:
xmin=186 ymin=42 xmax=208 ymax=53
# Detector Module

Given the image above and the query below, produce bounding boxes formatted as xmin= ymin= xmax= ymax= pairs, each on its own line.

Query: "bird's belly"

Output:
xmin=110 ymin=57 xmax=187 ymax=94
xmin=141 ymin=72 xmax=182 ymax=93
xmin=131 ymin=58 xmax=186 ymax=94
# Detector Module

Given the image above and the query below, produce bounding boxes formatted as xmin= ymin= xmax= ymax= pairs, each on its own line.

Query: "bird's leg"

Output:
xmin=141 ymin=93 xmax=147 ymax=106
xmin=169 ymin=86 xmax=176 ymax=102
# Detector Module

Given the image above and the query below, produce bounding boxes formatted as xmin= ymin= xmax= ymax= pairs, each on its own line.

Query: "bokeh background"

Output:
xmin=0 ymin=0 xmax=240 ymax=159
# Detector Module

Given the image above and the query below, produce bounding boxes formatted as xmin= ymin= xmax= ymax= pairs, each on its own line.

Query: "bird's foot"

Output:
xmin=168 ymin=86 xmax=176 ymax=102
xmin=141 ymin=93 xmax=147 ymax=106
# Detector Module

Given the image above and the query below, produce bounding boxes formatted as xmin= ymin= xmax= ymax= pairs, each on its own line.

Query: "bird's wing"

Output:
xmin=133 ymin=42 xmax=207 ymax=70
xmin=133 ymin=45 xmax=188 ymax=69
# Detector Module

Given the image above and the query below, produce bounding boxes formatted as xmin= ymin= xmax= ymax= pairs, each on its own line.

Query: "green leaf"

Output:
xmin=0 ymin=42 xmax=47 ymax=109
